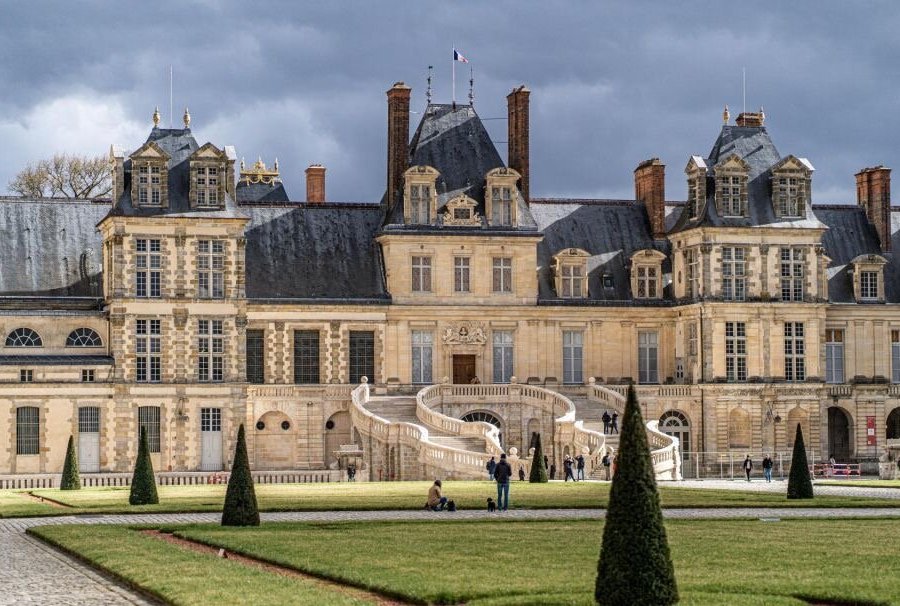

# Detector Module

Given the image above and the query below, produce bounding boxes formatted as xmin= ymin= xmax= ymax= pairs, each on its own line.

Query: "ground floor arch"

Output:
xmin=827 ymin=406 xmax=852 ymax=462
xmin=324 ymin=411 xmax=353 ymax=469
xmin=461 ymin=410 xmax=503 ymax=445
xmin=254 ymin=410 xmax=296 ymax=470
xmin=887 ymin=407 xmax=900 ymax=441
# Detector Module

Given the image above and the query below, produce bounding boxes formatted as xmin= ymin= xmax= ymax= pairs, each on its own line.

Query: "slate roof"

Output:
xmin=671 ymin=125 xmax=826 ymax=232
xmin=243 ymin=203 xmax=389 ymax=301
xmin=236 ymin=180 xmax=290 ymax=204
xmin=0 ymin=355 xmax=113 ymax=366
xmin=382 ymin=103 xmax=538 ymax=233
xmin=530 ymin=199 xmax=671 ymax=304
xmin=0 ymin=198 xmax=106 ymax=299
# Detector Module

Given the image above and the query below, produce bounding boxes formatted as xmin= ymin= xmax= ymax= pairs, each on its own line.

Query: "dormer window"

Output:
xmin=442 ymin=194 xmax=480 ymax=226
xmin=485 ymin=167 xmax=520 ymax=227
xmin=630 ymin=249 xmax=666 ymax=300
xmin=403 ymin=165 xmax=439 ymax=225
xmin=130 ymin=142 xmax=170 ymax=208
xmin=775 ymin=177 xmax=802 ymax=216
xmin=714 ymin=155 xmax=749 ymax=218
xmin=188 ymin=143 xmax=229 ymax=209
xmin=684 ymin=156 xmax=708 ymax=219
xmin=195 ymin=166 xmax=220 ymax=207
xmin=553 ymin=248 xmax=590 ymax=299
xmin=410 ymin=185 xmax=430 ymax=223
xmin=850 ymin=254 xmax=887 ymax=303
xmin=138 ymin=164 xmax=162 ymax=206
xmin=771 ymin=156 xmax=813 ymax=219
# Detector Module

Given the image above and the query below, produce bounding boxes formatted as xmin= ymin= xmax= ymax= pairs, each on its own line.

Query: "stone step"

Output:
xmin=429 ymin=436 xmax=487 ymax=453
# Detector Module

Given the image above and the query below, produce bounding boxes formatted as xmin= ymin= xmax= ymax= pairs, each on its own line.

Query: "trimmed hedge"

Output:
xmin=529 ymin=433 xmax=548 ymax=483
xmin=222 ymin=424 xmax=259 ymax=526
xmin=129 ymin=427 xmax=159 ymax=505
xmin=787 ymin=423 xmax=814 ymax=499
xmin=596 ymin=384 xmax=677 ymax=605
xmin=60 ymin=435 xmax=80 ymax=490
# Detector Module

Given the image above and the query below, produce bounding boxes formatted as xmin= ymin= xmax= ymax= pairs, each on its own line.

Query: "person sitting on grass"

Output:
xmin=426 ymin=480 xmax=448 ymax=511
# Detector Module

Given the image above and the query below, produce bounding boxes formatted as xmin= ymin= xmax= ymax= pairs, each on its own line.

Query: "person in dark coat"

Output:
xmin=486 ymin=456 xmax=497 ymax=480
xmin=575 ymin=454 xmax=585 ymax=481
xmin=743 ymin=454 xmax=753 ymax=482
xmin=494 ymin=453 xmax=513 ymax=511
xmin=610 ymin=412 xmax=619 ymax=434
xmin=518 ymin=466 xmax=525 ymax=481
xmin=563 ymin=455 xmax=576 ymax=482
xmin=762 ymin=454 xmax=774 ymax=482
xmin=601 ymin=411 xmax=611 ymax=434
xmin=549 ymin=462 xmax=556 ymax=480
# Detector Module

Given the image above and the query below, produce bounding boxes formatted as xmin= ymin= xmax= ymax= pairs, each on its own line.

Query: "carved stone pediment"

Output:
xmin=442 ymin=195 xmax=481 ymax=226
xmin=441 ymin=321 xmax=487 ymax=345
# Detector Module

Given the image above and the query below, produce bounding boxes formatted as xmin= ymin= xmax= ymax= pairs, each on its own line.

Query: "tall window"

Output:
xmin=198 ymin=320 xmax=224 ymax=382
xmin=453 ymin=257 xmax=470 ymax=293
xmin=491 ymin=186 xmax=512 ymax=225
xmin=135 ymin=319 xmax=161 ymax=382
xmin=409 ymin=184 xmax=430 ymax=224
xmin=825 ymin=329 xmax=844 ymax=384
xmin=560 ymin=264 xmax=585 ymax=298
xmin=16 ymin=407 xmax=39 ymax=455
xmin=687 ymin=179 xmax=698 ymax=218
xmin=685 ymin=248 xmax=699 ymax=298
xmin=688 ymin=322 xmax=698 ymax=357
xmin=349 ymin=331 xmax=375 ymax=384
xmin=195 ymin=166 xmax=219 ymax=206
xmin=860 ymin=271 xmax=878 ymax=301
xmin=198 ymin=240 xmax=225 ymax=298
xmin=780 ymin=248 xmax=804 ymax=302
xmin=784 ymin=322 xmax=805 ymax=382
xmin=411 ymin=256 xmax=432 ymax=293
xmin=246 ymin=329 xmax=265 ymax=384
xmin=562 ymin=331 xmax=583 ymax=384
xmin=638 ymin=331 xmax=659 ymax=384
xmin=725 ymin=322 xmax=747 ymax=382
xmin=138 ymin=406 xmax=161 ymax=453
xmin=722 ymin=247 xmax=746 ymax=301
xmin=776 ymin=176 xmax=803 ymax=217
xmin=138 ymin=165 xmax=162 ymax=206
xmin=636 ymin=266 xmax=657 ymax=299
xmin=493 ymin=257 xmax=512 ymax=293
xmin=411 ymin=331 xmax=433 ymax=384
xmin=493 ymin=331 xmax=514 ymax=383
xmin=136 ymin=239 xmax=161 ymax=298
xmin=893 ymin=330 xmax=900 ymax=384
xmin=293 ymin=330 xmax=320 ymax=384
xmin=718 ymin=174 xmax=745 ymax=216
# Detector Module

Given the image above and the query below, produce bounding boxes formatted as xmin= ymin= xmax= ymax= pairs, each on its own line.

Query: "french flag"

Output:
xmin=453 ymin=48 xmax=468 ymax=63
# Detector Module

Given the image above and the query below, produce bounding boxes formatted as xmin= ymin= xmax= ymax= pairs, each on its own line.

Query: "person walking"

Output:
xmin=610 ymin=412 xmax=619 ymax=434
xmin=601 ymin=452 xmax=611 ymax=480
xmin=602 ymin=410 xmax=611 ymax=434
xmin=426 ymin=480 xmax=448 ymax=511
xmin=494 ymin=453 xmax=512 ymax=511
xmin=549 ymin=462 xmax=556 ymax=480
xmin=575 ymin=453 xmax=585 ymax=481
xmin=762 ymin=454 xmax=773 ymax=483
xmin=486 ymin=456 xmax=496 ymax=480
xmin=563 ymin=455 xmax=576 ymax=482
xmin=743 ymin=454 xmax=753 ymax=482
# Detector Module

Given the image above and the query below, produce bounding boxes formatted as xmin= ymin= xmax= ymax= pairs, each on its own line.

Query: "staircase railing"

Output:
xmin=417 ymin=385 xmax=503 ymax=455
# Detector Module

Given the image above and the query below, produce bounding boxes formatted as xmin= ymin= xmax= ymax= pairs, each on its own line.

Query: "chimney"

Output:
xmin=856 ymin=166 xmax=892 ymax=252
xmin=305 ymin=165 xmax=326 ymax=203
xmin=735 ymin=111 xmax=765 ymax=127
xmin=386 ymin=82 xmax=411 ymax=209
xmin=507 ymin=85 xmax=530 ymax=202
xmin=634 ymin=158 xmax=666 ymax=239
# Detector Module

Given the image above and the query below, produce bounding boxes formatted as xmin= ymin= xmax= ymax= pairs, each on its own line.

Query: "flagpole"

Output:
xmin=452 ymin=46 xmax=456 ymax=106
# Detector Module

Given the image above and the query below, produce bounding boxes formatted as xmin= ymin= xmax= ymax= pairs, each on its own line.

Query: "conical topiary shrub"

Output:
xmin=222 ymin=424 xmax=259 ymax=526
xmin=529 ymin=432 xmax=548 ymax=483
xmin=596 ymin=384 xmax=678 ymax=605
xmin=129 ymin=427 xmax=159 ymax=505
xmin=787 ymin=423 xmax=814 ymax=499
xmin=60 ymin=435 xmax=81 ymax=490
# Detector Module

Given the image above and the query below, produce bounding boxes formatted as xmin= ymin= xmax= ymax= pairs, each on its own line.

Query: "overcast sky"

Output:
xmin=1 ymin=2 xmax=898 ymax=203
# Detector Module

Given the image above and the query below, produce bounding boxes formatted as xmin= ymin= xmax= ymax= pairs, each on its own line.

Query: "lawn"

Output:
xmin=0 ymin=490 xmax=61 ymax=517
xmin=31 ymin=518 xmax=900 ymax=605
xmin=819 ymin=479 xmax=900 ymax=489
xmin=5 ymin=481 xmax=899 ymax=518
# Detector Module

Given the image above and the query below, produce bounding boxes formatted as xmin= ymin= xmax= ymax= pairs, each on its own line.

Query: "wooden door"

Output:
xmin=453 ymin=355 xmax=477 ymax=384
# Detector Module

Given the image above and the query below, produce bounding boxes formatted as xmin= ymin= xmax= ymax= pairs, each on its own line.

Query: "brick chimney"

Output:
xmin=305 ymin=164 xmax=326 ymax=203
xmin=634 ymin=158 xmax=666 ymax=239
xmin=856 ymin=166 xmax=892 ymax=252
xmin=507 ymin=85 xmax=530 ymax=202
xmin=386 ymin=82 xmax=411 ymax=210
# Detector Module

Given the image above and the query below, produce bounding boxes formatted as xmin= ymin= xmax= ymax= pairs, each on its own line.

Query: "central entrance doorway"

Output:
xmin=827 ymin=407 xmax=851 ymax=462
xmin=453 ymin=354 xmax=477 ymax=384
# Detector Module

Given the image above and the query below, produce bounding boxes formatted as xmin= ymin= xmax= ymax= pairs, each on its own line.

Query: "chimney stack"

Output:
xmin=386 ymin=82 xmax=411 ymax=210
xmin=306 ymin=164 xmax=326 ymax=203
xmin=735 ymin=111 xmax=765 ymax=127
xmin=634 ymin=158 xmax=666 ymax=239
xmin=856 ymin=166 xmax=892 ymax=252
xmin=507 ymin=85 xmax=530 ymax=202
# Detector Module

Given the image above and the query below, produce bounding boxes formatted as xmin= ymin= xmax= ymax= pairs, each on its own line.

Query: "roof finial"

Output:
xmin=183 ymin=107 xmax=191 ymax=129
xmin=240 ymin=157 xmax=245 ymax=171
xmin=468 ymin=67 xmax=475 ymax=106
xmin=152 ymin=106 xmax=161 ymax=127
xmin=426 ymin=65 xmax=433 ymax=104
xmin=759 ymin=105 xmax=765 ymax=125
xmin=274 ymin=157 xmax=279 ymax=172
xmin=723 ymin=104 xmax=730 ymax=125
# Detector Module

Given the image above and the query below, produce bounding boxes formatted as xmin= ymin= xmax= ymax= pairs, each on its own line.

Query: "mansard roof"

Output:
xmin=530 ymin=199 xmax=671 ymax=304
xmin=671 ymin=124 xmax=826 ymax=232
xmin=236 ymin=180 xmax=290 ymax=204
xmin=0 ymin=198 xmax=106 ymax=300
xmin=382 ymin=103 xmax=537 ymax=232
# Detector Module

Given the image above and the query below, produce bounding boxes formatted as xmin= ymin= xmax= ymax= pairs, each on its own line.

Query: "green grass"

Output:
xmin=4 ymin=481 xmax=897 ymax=518
xmin=0 ymin=491 xmax=62 ymax=517
xmin=819 ymin=479 xmax=900 ymax=489
xmin=29 ymin=525 xmax=368 ymax=606
xmin=32 ymin=519 xmax=900 ymax=605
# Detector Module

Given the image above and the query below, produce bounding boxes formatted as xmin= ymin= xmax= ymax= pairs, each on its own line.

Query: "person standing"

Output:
xmin=576 ymin=454 xmax=585 ymax=481
xmin=743 ymin=454 xmax=753 ymax=482
xmin=486 ymin=456 xmax=497 ymax=480
xmin=762 ymin=454 xmax=773 ymax=483
xmin=602 ymin=410 xmax=611 ymax=434
xmin=563 ymin=455 xmax=576 ymax=482
xmin=610 ymin=412 xmax=619 ymax=434
xmin=549 ymin=462 xmax=556 ymax=480
xmin=601 ymin=452 xmax=611 ymax=480
xmin=494 ymin=453 xmax=512 ymax=511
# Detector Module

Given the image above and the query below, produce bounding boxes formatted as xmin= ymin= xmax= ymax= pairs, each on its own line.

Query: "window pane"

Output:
xmin=138 ymin=406 xmax=161 ymax=453
xmin=293 ymin=330 xmax=320 ymax=384
xmin=349 ymin=331 xmax=375 ymax=384
xmin=246 ymin=329 xmax=265 ymax=384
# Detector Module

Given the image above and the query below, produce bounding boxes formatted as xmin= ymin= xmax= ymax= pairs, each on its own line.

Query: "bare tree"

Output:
xmin=8 ymin=153 xmax=112 ymax=199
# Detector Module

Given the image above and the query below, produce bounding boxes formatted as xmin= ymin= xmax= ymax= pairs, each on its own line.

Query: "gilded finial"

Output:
xmin=183 ymin=107 xmax=191 ymax=128
xmin=152 ymin=106 xmax=160 ymax=127
xmin=723 ymin=104 xmax=730 ymax=125
xmin=240 ymin=157 xmax=245 ymax=171
xmin=759 ymin=106 xmax=765 ymax=125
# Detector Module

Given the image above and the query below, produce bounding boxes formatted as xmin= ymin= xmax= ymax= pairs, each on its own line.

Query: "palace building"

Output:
xmin=1 ymin=83 xmax=899 ymax=483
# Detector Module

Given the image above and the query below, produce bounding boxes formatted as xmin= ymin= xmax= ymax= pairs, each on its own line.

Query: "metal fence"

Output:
xmin=677 ymin=451 xmax=821 ymax=480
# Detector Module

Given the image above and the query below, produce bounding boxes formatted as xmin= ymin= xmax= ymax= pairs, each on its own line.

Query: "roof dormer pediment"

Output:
xmin=190 ymin=142 xmax=227 ymax=161
xmin=129 ymin=141 xmax=170 ymax=161
xmin=715 ymin=153 xmax=750 ymax=172
xmin=771 ymin=154 xmax=814 ymax=174
xmin=685 ymin=155 xmax=707 ymax=174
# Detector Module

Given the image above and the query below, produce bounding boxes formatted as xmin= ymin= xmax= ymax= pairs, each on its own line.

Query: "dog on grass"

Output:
xmin=487 ymin=497 xmax=496 ymax=512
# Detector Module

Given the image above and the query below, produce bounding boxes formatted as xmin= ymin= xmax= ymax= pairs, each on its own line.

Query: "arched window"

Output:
xmin=887 ymin=408 xmax=900 ymax=441
xmin=6 ymin=328 xmax=42 ymax=347
xmin=66 ymin=328 xmax=103 ymax=347
xmin=659 ymin=410 xmax=691 ymax=456
xmin=728 ymin=407 xmax=751 ymax=449
xmin=461 ymin=411 xmax=502 ymax=428
xmin=786 ymin=406 xmax=810 ymax=449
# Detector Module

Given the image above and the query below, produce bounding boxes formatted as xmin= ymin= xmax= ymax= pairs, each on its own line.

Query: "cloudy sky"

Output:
xmin=1 ymin=2 xmax=898 ymax=203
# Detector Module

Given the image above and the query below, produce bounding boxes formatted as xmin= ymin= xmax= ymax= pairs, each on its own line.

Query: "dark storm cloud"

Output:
xmin=1 ymin=1 xmax=898 ymax=203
